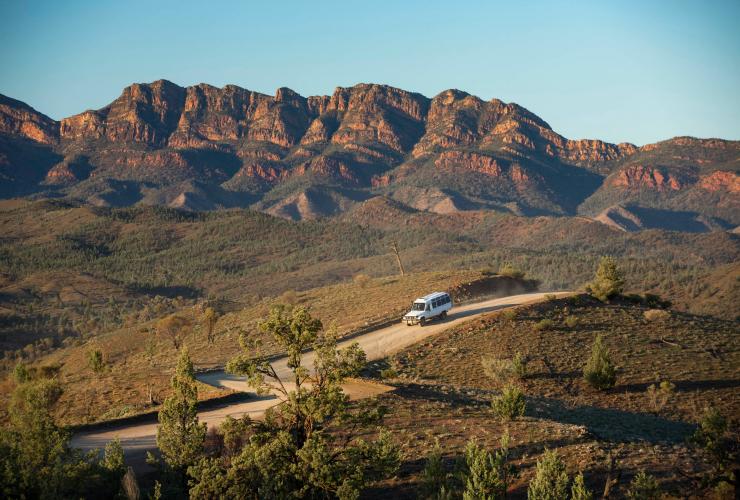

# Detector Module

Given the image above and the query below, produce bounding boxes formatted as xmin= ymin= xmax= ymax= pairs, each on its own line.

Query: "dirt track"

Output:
xmin=71 ymin=292 xmax=568 ymax=465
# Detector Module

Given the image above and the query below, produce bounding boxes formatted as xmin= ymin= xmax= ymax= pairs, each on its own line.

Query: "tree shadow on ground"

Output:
xmin=391 ymin=383 xmax=695 ymax=444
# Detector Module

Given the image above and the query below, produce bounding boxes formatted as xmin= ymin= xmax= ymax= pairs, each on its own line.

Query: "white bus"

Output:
xmin=402 ymin=291 xmax=452 ymax=326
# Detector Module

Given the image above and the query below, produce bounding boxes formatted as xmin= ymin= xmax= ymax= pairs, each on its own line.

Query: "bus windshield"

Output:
xmin=412 ymin=302 xmax=426 ymax=311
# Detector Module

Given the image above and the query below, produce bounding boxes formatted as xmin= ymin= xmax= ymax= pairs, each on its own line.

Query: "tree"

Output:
xmin=491 ymin=385 xmax=526 ymax=421
xmin=0 ymin=379 xmax=127 ymax=498
xmin=156 ymin=314 xmax=191 ymax=350
xmin=626 ymin=470 xmax=660 ymax=499
xmin=528 ymin=449 xmax=569 ymax=500
xmin=156 ymin=348 xmax=206 ymax=473
xmin=461 ymin=434 xmax=516 ymax=500
xmin=421 ymin=439 xmax=452 ymax=499
xmin=570 ymin=473 xmax=593 ymax=500
xmin=203 ymin=307 xmax=218 ymax=344
xmin=588 ymin=256 xmax=624 ymax=302
xmin=583 ymin=334 xmax=616 ymax=390
xmin=190 ymin=305 xmax=400 ymax=498
xmin=690 ymin=407 xmax=738 ymax=493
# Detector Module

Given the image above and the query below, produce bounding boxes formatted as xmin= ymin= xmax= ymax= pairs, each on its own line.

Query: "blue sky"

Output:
xmin=1 ymin=0 xmax=738 ymax=145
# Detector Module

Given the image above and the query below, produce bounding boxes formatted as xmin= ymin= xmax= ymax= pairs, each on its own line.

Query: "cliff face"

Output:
xmin=1 ymin=82 xmax=738 ymax=228
xmin=0 ymin=95 xmax=59 ymax=145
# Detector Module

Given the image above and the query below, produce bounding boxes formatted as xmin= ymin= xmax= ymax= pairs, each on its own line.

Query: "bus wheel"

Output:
xmin=419 ymin=318 xmax=426 ymax=327
xmin=440 ymin=311 xmax=447 ymax=320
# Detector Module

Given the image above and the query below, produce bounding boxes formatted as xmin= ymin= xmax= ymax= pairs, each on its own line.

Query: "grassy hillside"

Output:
xmin=1 ymin=198 xmax=737 ymax=372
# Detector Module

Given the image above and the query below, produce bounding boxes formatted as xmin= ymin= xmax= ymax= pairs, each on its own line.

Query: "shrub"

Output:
xmin=482 ymin=357 xmax=514 ymax=387
xmin=87 ymin=348 xmax=105 ymax=373
xmin=500 ymin=309 xmax=518 ymax=323
xmin=646 ymin=380 xmax=675 ymax=412
xmin=421 ymin=440 xmax=451 ymax=499
xmin=583 ymin=334 xmax=616 ymax=390
xmin=627 ymin=470 xmax=660 ymax=499
xmin=527 ymin=449 xmax=569 ymax=500
xmin=499 ymin=263 xmax=525 ymax=279
xmin=379 ymin=367 xmax=398 ymax=380
xmin=533 ymin=319 xmax=554 ymax=331
xmin=570 ymin=472 xmax=593 ymax=500
xmin=588 ymin=256 xmax=624 ymax=302
xmin=643 ymin=309 xmax=670 ymax=322
xmin=512 ymin=352 xmax=528 ymax=379
xmin=544 ymin=294 xmax=557 ymax=302
xmin=461 ymin=434 xmax=515 ymax=500
xmin=492 ymin=385 xmax=526 ymax=421
xmin=353 ymin=273 xmax=371 ymax=289
xmin=690 ymin=406 xmax=735 ymax=489
xmin=13 ymin=362 xmax=30 ymax=384
xmin=564 ymin=315 xmax=579 ymax=328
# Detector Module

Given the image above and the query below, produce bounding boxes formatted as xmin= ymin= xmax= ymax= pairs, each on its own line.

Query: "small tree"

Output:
xmin=583 ymin=334 xmax=616 ymax=390
xmin=570 ymin=472 xmax=593 ymax=500
xmin=156 ymin=348 xmax=206 ymax=473
xmin=156 ymin=315 xmax=191 ymax=350
xmin=461 ymin=434 xmax=515 ymax=500
xmin=88 ymin=348 xmax=105 ymax=373
xmin=527 ymin=449 xmax=569 ymax=500
xmin=492 ymin=385 xmax=526 ymax=421
xmin=690 ymin=407 xmax=738 ymax=492
xmin=626 ymin=470 xmax=660 ymax=499
xmin=588 ymin=256 xmax=624 ymax=302
xmin=421 ymin=439 xmax=452 ymax=499
xmin=202 ymin=307 xmax=218 ymax=344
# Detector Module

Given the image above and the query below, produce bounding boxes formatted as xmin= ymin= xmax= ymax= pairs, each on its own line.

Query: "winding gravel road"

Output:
xmin=71 ymin=291 xmax=568 ymax=466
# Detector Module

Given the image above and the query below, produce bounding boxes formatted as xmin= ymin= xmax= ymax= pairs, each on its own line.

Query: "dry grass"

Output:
xmin=1 ymin=270 xmax=502 ymax=425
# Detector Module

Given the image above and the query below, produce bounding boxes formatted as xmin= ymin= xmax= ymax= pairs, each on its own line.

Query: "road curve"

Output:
xmin=71 ymin=291 xmax=568 ymax=463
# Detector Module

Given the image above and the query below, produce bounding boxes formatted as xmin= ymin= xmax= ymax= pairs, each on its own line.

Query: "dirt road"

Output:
xmin=71 ymin=291 xmax=567 ymax=464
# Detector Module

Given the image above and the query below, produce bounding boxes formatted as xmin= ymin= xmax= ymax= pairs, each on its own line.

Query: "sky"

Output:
xmin=1 ymin=0 xmax=738 ymax=146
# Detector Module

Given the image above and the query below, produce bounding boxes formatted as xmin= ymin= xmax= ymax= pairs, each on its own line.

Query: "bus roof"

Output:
xmin=415 ymin=291 xmax=449 ymax=302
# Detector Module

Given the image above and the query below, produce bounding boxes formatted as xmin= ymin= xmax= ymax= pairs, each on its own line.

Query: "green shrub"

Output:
xmin=527 ymin=449 xmax=569 ymax=500
xmin=588 ymin=256 xmax=624 ymax=302
xmin=533 ymin=319 xmax=554 ymax=331
xmin=564 ymin=315 xmax=579 ymax=328
xmin=492 ymin=385 xmax=526 ymax=421
xmin=13 ymin=362 xmax=30 ymax=384
xmin=583 ymin=334 xmax=616 ymax=390
xmin=461 ymin=434 xmax=515 ymax=500
xmin=570 ymin=472 xmax=593 ymax=500
xmin=626 ymin=470 xmax=660 ymax=499
xmin=379 ymin=367 xmax=398 ymax=380
xmin=87 ymin=348 xmax=105 ymax=373
xmin=544 ymin=294 xmax=557 ymax=302
xmin=512 ymin=352 xmax=528 ymax=379
xmin=421 ymin=440 xmax=451 ymax=499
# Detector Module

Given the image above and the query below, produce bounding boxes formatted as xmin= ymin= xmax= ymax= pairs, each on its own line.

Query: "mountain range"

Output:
xmin=1 ymin=80 xmax=738 ymax=231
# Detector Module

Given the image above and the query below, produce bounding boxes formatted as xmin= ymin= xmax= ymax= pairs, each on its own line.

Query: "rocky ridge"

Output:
xmin=0 ymin=81 xmax=738 ymax=229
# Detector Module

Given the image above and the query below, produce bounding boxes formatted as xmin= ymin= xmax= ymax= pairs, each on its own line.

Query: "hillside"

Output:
xmin=363 ymin=295 xmax=739 ymax=497
xmin=1 ymin=82 xmax=738 ymax=230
